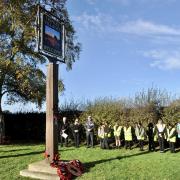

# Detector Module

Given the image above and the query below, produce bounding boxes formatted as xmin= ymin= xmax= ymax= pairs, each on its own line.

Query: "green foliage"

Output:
xmin=0 ymin=0 xmax=80 ymax=111
xmin=80 ymin=97 xmax=126 ymax=125
xmin=80 ymin=88 xmax=177 ymax=126
xmin=162 ymin=100 xmax=180 ymax=124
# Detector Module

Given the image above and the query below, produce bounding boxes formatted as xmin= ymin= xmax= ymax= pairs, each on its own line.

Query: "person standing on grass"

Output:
xmin=72 ymin=118 xmax=81 ymax=148
xmin=59 ymin=117 xmax=69 ymax=147
xmin=135 ymin=122 xmax=145 ymax=151
xmin=103 ymin=122 xmax=111 ymax=149
xmin=124 ymin=122 xmax=133 ymax=150
xmin=147 ymin=122 xmax=155 ymax=151
xmin=0 ymin=116 xmax=5 ymax=144
xmin=98 ymin=123 xmax=105 ymax=149
xmin=177 ymin=122 xmax=180 ymax=147
xmin=154 ymin=119 xmax=167 ymax=153
xmin=167 ymin=123 xmax=177 ymax=153
xmin=113 ymin=122 xmax=122 ymax=149
xmin=85 ymin=116 xmax=95 ymax=148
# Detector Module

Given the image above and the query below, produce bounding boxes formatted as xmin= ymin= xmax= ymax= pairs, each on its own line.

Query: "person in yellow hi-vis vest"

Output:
xmin=103 ymin=122 xmax=111 ymax=149
xmin=98 ymin=123 xmax=105 ymax=149
xmin=124 ymin=122 xmax=133 ymax=150
xmin=135 ymin=122 xmax=145 ymax=151
xmin=113 ymin=122 xmax=122 ymax=149
xmin=167 ymin=123 xmax=177 ymax=153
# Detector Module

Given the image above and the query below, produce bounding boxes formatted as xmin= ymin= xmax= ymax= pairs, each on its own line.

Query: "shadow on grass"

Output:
xmin=0 ymin=147 xmax=77 ymax=159
xmin=84 ymin=150 xmax=150 ymax=173
xmin=0 ymin=150 xmax=44 ymax=159
xmin=0 ymin=148 xmax=30 ymax=153
xmin=175 ymin=148 xmax=180 ymax=153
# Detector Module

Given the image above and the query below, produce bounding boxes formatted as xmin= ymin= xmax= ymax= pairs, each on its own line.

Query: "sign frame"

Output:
xmin=37 ymin=6 xmax=65 ymax=63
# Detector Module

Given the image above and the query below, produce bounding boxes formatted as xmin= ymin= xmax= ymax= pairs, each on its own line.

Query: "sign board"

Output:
xmin=37 ymin=6 xmax=65 ymax=63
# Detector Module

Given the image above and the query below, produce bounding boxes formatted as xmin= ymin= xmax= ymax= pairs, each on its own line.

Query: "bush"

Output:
xmin=80 ymin=88 xmax=177 ymax=127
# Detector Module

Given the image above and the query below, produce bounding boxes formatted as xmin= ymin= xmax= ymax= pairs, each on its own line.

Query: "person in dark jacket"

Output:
xmin=85 ymin=116 xmax=95 ymax=148
xmin=147 ymin=122 xmax=155 ymax=151
xmin=0 ymin=115 xmax=5 ymax=144
xmin=72 ymin=118 xmax=81 ymax=148
xmin=59 ymin=117 xmax=69 ymax=147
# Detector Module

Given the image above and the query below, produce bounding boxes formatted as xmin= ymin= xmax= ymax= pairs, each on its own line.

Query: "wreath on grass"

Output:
xmin=44 ymin=152 xmax=84 ymax=180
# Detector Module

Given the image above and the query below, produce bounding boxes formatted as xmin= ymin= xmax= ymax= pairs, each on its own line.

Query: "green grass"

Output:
xmin=0 ymin=144 xmax=180 ymax=180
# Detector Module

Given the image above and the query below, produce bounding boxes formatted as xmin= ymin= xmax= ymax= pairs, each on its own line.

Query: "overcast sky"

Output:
xmin=3 ymin=0 xmax=180 ymax=112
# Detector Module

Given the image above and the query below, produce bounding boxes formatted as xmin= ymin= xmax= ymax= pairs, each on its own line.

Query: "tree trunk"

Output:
xmin=0 ymin=95 xmax=5 ymax=144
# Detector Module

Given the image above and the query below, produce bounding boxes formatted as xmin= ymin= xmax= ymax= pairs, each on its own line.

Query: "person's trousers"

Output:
xmin=139 ymin=140 xmax=144 ymax=150
xmin=60 ymin=135 xmax=68 ymax=147
xmin=158 ymin=137 xmax=164 ymax=152
xmin=74 ymin=132 xmax=79 ymax=147
xmin=148 ymin=138 xmax=155 ymax=151
xmin=86 ymin=131 xmax=94 ymax=147
xmin=103 ymin=137 xmax=109 ymax=149
xmin=0 ymin=133 xmax=3 ymax=144
xmin=100 ymin=138 xmax=104 ymax=149
xmin=169 ymin=142 xmax=175 ymax=153
xmin=125 ymin=141 xmax=132 ymax=150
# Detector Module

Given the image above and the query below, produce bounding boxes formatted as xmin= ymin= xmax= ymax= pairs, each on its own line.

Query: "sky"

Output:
xmin=3 ymin=0 xmax=180 ymax=112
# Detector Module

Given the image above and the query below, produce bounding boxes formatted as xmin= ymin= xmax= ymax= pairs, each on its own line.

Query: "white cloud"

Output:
xmin=73 ymin=13 xmax=180 ymax=39
xmin=86 ymin=0 xmax=96 ymax=5
xmin=142 ymin=50 xmax=180 ymax=70
xmin=117 ymin=20 xmax=180 ymax=36
xmin=73 ymin=12 xmax=180 ymax=70
xmin=86 ymin=0 xmax=177 ymax=5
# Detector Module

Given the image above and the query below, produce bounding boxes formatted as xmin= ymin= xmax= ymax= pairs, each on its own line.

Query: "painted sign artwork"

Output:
xmin=42 ymin=14 xmax=62 ymax=57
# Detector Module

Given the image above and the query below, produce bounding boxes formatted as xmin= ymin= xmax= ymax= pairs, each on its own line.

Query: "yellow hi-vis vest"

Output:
xmin=167 ymin=128 xmax=176 ymax=143
xmin=137 ymin=128 xmax=145 ymax=140
xmin=153 ymin=127 xmax=158 ymax=142
xmin=113 ymin=125 xmax=122 ymax=136
xmin=105 ymin=132 xmax=111 ymax=138
xmin=124 ymin=126 xmax=132 ymax=141
xmin=98 ymin=127 xmax=104 ymax=139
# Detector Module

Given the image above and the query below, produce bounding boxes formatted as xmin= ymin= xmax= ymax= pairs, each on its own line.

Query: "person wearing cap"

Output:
xmin=59 ymin=117 xmax=69 ymax=147
xmin=154 ymin=119 xmax=167 ymax=153
xmin=85 ymin=116 xmax=95 ymax=148
xmin=72 ymin=118 xmax=81 ymax=148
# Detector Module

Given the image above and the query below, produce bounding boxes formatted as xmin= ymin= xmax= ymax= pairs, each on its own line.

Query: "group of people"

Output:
xmin=59 ymin=116 xmax=180 ymax=153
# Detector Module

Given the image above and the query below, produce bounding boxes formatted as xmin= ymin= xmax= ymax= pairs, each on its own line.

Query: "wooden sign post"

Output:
xmin=37 ymin=6 xmax=65 ymax=163
xmin=20 ymin=6 xmax=66 ymax=179
xmin=45 ymin=62 xmax=59 ymax=163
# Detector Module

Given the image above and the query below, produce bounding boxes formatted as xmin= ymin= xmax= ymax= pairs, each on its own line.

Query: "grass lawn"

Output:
xmin=0 ymin=144 xmax=180 ymax=180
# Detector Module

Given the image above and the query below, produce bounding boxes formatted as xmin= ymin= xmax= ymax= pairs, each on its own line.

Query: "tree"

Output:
xmin=162 ymin=99 xmax=180 ymax=124
xmin=0 ymin=0 xmax=81 ymax=143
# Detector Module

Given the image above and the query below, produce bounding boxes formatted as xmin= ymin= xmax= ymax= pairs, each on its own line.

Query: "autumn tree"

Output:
xmin=0 ymin=0 xmax=81 ymax=143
